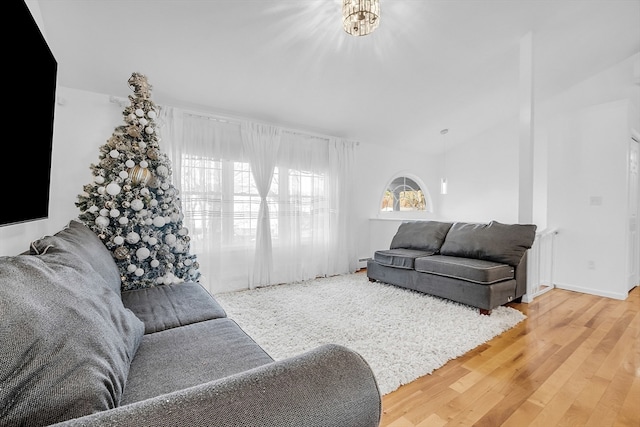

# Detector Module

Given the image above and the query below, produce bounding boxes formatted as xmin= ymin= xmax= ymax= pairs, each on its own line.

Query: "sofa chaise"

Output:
xmin=1 ymin=219 xmax=382 ymax=427
xmin=367 ymin=220 xmax=537 ymax=315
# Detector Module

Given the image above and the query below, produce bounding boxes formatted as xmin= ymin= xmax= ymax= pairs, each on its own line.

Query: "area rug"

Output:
xmin=214 ymin=273 xmax=526 ymax=395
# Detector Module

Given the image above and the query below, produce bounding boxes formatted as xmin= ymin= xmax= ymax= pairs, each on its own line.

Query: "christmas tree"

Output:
xmin=76 ymin=72 xmax=201 ymax=291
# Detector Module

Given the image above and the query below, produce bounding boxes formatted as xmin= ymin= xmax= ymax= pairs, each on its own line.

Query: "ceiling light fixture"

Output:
xmin=342 ymin=0 xmax=380 ymax=36
xmin=440 ymin=129 xmax=449 ymax=195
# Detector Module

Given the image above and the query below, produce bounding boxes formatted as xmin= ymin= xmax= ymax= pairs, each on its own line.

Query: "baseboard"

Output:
xmin=554 ymin=282 xmax=628 ymax=300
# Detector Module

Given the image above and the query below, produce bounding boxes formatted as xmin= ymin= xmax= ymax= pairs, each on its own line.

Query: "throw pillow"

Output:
xmin=29 ymin=219 xmax=122 ymax=294
xmin=390 ymin=220 xmax=453 ymax=252
xmin=439 ymin=220 xmax=537 ymax=266
xmin=0 ymin=247 xmax=144 ymax=426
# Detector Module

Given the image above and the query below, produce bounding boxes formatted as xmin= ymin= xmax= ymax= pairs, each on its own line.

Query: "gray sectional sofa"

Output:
xmin=367 ymin=220 xmax=537 ymax=314
xmin=1 ymin=220 xmax=382 ymax=427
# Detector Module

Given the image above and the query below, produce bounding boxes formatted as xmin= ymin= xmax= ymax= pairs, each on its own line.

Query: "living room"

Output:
xmin=1 ymin=1 xmax=639 ymax=426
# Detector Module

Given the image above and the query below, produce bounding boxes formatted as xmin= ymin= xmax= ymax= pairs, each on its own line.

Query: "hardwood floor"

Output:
xmin=379 ymin=286 xmax=640 ymax=427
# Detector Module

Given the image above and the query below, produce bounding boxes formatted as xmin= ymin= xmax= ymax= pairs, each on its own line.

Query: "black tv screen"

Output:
xmin=1 ymin=1 xmax=57 ymax=226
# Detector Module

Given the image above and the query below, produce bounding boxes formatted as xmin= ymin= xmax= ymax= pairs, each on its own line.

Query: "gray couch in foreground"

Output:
xmin=367 ymin=220 xmax=537 ymax=314
xmin=1 ymin=220 xmax=382 ymax=427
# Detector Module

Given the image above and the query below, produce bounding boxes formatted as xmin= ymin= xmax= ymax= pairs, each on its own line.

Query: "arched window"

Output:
xmin=380 ymin=176 xmax=429 ymax=212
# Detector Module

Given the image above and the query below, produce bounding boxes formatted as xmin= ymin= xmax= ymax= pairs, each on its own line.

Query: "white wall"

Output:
xmin=354 ymin=142 xmax=442 ymax=262
xmin=438 ymin=119 xmax=521 ymax=224
xmin=546 ymin=100 xmax=632 ymax=299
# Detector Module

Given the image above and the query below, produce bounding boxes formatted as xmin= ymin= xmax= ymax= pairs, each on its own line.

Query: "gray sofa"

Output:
xmin=1 ymin=220 xmax=382 ymax=427
xmin=367 ymin=220 xmax=537 ymax=314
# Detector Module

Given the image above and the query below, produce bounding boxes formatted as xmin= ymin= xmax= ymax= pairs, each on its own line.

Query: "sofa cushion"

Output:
xmin=374 ymin=248 xmax=436 ymax=269
xmin=121 ymin=318 xmax=274 ymax=405
xmin=389 ymin=221 xmax=453 ymax=251
xmin=439 ymin=220 xmax=537 ymax=266
xmin=122 ymin=282 xmax=227 ymax=334
xmin=415 ymin=255 xmax=515 ymax=284
xmin=29 ymin=219 xmax=122 ymax=294
xmin=0 ymin=248 xmax=144 ymax=426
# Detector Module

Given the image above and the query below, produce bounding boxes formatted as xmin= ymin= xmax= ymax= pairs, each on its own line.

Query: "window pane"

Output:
xmin=380 ymin=176 xmax=427 ymax=212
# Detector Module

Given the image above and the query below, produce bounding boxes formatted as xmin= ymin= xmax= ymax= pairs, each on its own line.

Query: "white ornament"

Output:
xmin=148 ymin=237 xmax=158 ymax=245
xmin=113 ymin=236 xmax=125 ymax=245
xmin=119 ymin=170 xmax=129 ymax=179
xmin=153 ymin=216 xmax=166 ymax=227
xmin=145 ymin=127 xmax=154 ymax=134
xmin=94 ymin=176 xmax=105 ymax=184
xmin=127 ymin=264 xmax=137 ymax=273
xmin=88 ymin=205 xmax=99 ymax=213
xmin=139 ymin=160 xmax=149 ymax=168
xmin=178 ymin=227 xmax=188 ymax=236
xmin=130 ymin=199 xmax=144 ymax=211
xmin=140 ymin=188 xmax=150 ymax=197
xmin=136 ymin=247 xmax=150 ymax=260
xmin=161 ymin=183 xmax=170 ymax=191
xmin=106 ymin=182 xmax=121 ymax=196
xmin=128 ymin=113 xmax=137 ymax=121
xmin=144 ymin=218 xmax=153 ymax=226
xmin=150 ymin=199 xmax=158 ymax=207
xmin=135 ymin=268 xmax=144 ymax=277
xmin=188 ymin=268 xmax=198 ymax=277
xmin=118 ymin=216 xmax=129 ymax=225
xmin=148 ymin=110 xmax=157 ymax=119
xmin=138 ymin=141 xmax=147 ymax=150
xmin=99 ymin=208 xmax=109 ymax=217
xmin=135 ymin=109 xmax=144 ymax=117
xmin=156 ymin=165 xmax=169 ymax=177
xmin=109 ymin=149 xmax=120 ymax=158
xmin=125 ymin=159 xmax=136 ymax=168
xmin=110 ymin=209 xmax=120 ymax=217
xmin=139 ymin=118 xmax=148 ymax=126
xmin=97 ymin=186 xmax=106 ymax=195
xmin=150 ymin=259 xmax=160 ymax=268
xmin=95 ymin=216 xmax=109 ymax=228
xmin=164 ymin=234 xmax=177 ymax=246
xmin=126 ymin=232 xmax=140 ymax=244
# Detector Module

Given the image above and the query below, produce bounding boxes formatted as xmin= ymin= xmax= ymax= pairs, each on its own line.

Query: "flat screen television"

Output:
xmin=1 ymin=1 xmax=57 ymax=226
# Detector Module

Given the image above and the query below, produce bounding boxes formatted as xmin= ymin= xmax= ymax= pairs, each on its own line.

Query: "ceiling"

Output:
xmin=36 ymin=0 xmax=640 ymax=154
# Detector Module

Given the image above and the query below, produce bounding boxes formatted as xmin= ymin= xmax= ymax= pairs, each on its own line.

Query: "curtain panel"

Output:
xmin=159 ymin=106 xmax=358 ymax=294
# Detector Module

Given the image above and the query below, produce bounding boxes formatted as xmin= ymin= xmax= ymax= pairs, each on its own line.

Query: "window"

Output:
xmin=381 ymin=176 xmax=427 ymax=212
xmin=181 ymin=154 xmax=326 ymax=247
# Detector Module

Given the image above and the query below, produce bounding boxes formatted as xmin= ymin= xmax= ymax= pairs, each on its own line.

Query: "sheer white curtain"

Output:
xmin=271 ymin=133 xmax=358 ymax=284
xmin=240 ymin=122 xmax=281 ymax=289
xmin=159 ymin=107 xmax=251 ymax=293
xmin=159 ymin=106 xmax=358 ymax=294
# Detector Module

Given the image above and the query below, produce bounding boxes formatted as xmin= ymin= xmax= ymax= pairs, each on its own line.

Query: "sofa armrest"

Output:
xmin=514 ymin=251 xmax=528 ymax=299
xmin=51 ymin=344 xmax=382 ymax=427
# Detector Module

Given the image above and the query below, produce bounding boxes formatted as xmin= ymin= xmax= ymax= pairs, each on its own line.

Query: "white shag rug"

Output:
xmin=214 ymin=273 xmax=526 ymax=395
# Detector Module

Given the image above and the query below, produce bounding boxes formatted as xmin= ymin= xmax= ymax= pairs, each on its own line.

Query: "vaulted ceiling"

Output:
xmin=36 ymin=0 xmax=640 ymax=153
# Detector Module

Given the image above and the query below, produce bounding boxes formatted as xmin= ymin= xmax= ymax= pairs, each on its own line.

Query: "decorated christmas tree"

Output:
xmin=76 ymin=72 xmax=201 ymax=291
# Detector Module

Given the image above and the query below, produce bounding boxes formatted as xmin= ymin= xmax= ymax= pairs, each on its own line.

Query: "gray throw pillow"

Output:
xmin=439 ymin=220 xmax=537 ymax=266
xmin=0 ymin=247 xmax=144 ymax=426
xmin=390 ymin=221 xmax=453 ymax=251
xmin=30 ymin=219 xmax=122 ymax=295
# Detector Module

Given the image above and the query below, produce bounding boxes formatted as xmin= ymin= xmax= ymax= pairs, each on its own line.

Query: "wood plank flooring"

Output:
xmin=379 ymin=286 xmax=640 ymax=427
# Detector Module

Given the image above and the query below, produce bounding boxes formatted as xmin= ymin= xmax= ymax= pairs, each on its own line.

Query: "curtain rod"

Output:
xmin=109 ymin=94 xmax=359 ymax=146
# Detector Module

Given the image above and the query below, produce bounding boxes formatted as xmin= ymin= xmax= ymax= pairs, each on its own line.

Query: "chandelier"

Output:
xmin=342 ymin=0 xmax=380 ymax=36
